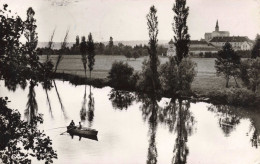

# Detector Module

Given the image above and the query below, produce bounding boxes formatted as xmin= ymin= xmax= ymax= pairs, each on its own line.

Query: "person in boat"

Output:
xmin=69 ymin=120 xmax=75 ymax=127
xmin=78 ymin=122 xmax=82 ymax=129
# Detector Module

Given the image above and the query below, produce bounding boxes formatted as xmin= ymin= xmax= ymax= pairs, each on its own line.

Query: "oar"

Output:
xmin=46 ymin=126 xmax=67 ymax=131
xmin=60 ymin=130 xmax=68 ymax=135
xmin=60 ymin=126 xmax=75 ymax=135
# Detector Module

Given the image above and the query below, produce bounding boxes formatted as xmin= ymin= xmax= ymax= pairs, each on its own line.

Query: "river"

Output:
xmin=0 ymin=80 xmax=259 ymax=164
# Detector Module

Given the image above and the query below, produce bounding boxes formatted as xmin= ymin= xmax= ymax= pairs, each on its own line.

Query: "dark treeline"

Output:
xmin=37 ymin=35 xmax=168 ymax=57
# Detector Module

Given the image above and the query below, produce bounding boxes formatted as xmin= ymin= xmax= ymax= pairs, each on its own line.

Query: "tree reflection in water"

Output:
xmin=24 ymin=81 xmax=38 ymax=124
xmin=53 ymin=80 xmax=67 ymax=119
xmin=45 ymin=88 xmax=54 ymax=118
xmin=208 ymin=105 xmax=241 ymax=137
xmin=160 ymin=99 xmax=195 ymax=164
xmin=80 ymin=85 xmax=87 ymax=121
xmin=109 ymin=89 xmax=135 ymax=110
xmin=250 ymin=127 xmax=260 ymax=148
xmin=87 ymin=86 xmax=95 ymax=127
xmin=137 ymin=92 xmax=195 ymax=164
xmin=208 ymin=104 xmax=260 ymax=148
xmin=137 ymin=94 xmax=159 ymax=164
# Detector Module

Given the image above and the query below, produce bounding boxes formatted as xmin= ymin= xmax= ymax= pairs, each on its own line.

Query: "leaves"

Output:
xmin=0 ymin=97 xmax=57 ymax=163
xmin=173 ymin=0 xmax=190 ymax=64
xmin=215 ymin=42 xmax=241 ymax=87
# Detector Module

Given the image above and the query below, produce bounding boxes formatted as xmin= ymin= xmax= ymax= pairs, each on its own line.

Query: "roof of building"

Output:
xmin=210 ymin=36 xmax=250 ymax=42
xmin=190 ymin=40 xmax=208 ymax=45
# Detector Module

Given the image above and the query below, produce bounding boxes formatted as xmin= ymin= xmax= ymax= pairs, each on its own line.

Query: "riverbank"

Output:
xmin=43 ymin=55 xmax=259 ymax=107
xmin=54 ymin=72 xmax=259 ymax=107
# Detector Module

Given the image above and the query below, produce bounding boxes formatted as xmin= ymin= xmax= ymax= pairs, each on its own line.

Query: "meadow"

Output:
xmin=40 ymin=55 xmax=237 ymax=95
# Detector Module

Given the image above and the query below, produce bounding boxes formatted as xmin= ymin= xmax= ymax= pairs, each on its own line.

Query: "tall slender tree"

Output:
xmin=80 ymin=36 xmax=88 ymax=77
xmin=108 ymin=36 xmax=114 ymax=55
xmin=76 ymin=35 xmax=80 ymax=46
xmin=24 ymin=7 xmax=38 ymax=57
xmin=87 ymin=33 xmax=95 ymax=79
xmin=146 ymin=5 xmax=160 ymax=93
xmin=251 ymin=34 xmax=260 ymax=59
xmin=172 ymin=0 xmax=190 ymax=64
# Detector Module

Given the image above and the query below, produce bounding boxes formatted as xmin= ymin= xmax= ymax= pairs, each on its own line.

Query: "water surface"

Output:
xmin=0 ymin=80 xmax=259 ymax=164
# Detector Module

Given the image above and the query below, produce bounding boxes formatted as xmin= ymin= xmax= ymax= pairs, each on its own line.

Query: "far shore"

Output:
xmin=40 ymin=55 xmax=259 ymax=106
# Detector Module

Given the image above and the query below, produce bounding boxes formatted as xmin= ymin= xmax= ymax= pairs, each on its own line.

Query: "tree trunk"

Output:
xmin=234 ymin=76 xmax=239 ymax=87
xmin=226 ymin=76 xmax=229 ymax=88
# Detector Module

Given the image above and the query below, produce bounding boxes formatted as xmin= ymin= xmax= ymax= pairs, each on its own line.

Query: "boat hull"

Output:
xmin=67 ymin=126 xmax=98 ymax=136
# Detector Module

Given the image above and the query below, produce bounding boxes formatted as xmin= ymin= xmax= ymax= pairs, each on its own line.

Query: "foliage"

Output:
xmin=251 ymin=34 xmax=260 ymax=58
xmin=208 ymin=88 xmax=256 ymax=106
xmin=0 ymin=97 xmax=57 ymax=163
xmin=80 ymin=85 xmax=87 ymax=121
xmin=0 ymin=5 xmax=57 ymax=162
xmin=125 ymin=51 xmax=132 ymax=60
xmin=236 ymin=50 xmax=251 ymax=58
xmin=87 ymin=86 xmax=95 ymax=127
xmin=108 ymin=61 xmax=135 ymax=89
xmin=76 ymin=35 xmax=80 ymax=46
xmin=224 ymin=88 xmax=256 ymax=106
xmin=240 ymin=58 xmax=260 ymax=93
xmin=133 ymin=51 xmax=140 ymax=60
xmin=0 ymin=4 xmax=53 ymax=91
xmin=24 ymin=81 xmax=38 ymax=124
xmin=109 ymin=89 xmax=135 ymax=110
xmin=215 ymin=42 xmax=241 ymax=88
xmin=160 ymin=57 xmax=197 ymax=97
xmin=24 ymin=7 xmax=38 ymax=57
xmin=80 ymin=36 xmax=88 ymax=76
xmin=146 ymin=5 xmax=160 ymax=93
xmin=106 ymin=36 xmax=114 ymax=55
xmin=204 ymin=52 xmax=217 ymax=58
xmin=87 ymin=33 xmax=96 ymax=78
xmin=172 ymin=0 xmax=190 ymax=64
xmin=208 ymin=105 xmax=241 ymax=137
xmin=137 ymin=59 xmax=158 ymax=94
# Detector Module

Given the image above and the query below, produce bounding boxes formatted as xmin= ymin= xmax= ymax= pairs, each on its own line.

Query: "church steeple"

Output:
xmin=215 ymin=20 xmax=219 ymax=32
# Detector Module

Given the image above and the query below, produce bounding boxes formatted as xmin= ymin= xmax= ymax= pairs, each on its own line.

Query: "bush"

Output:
xmin=240 ymin=58 xmax=260 ymax=93
xmin=159 ymin=57 xmax=197 ymax=97
xmin=225 ymin=88 xmax=256 ymax=106
xmin=108 ymin=61 xmax=135 ymax=89
xmin=136 ymin=59 xmax=161 ymax=94
xmin=208 ymin=88 xmax=256 ymax=106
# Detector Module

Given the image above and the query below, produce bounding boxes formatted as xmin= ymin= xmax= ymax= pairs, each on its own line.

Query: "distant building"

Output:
xmin=167 ymin=39 xmax=176 ymax=57
xmin=205 ymin=20 xmax=230 ymax=42
xmin=209 ymin=36 xmax=253 ymax=51
xmin=189 ymin=40 xmax=218 ymax=55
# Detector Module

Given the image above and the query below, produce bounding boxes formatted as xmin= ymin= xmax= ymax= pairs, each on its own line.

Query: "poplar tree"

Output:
xmin=87 ymin=33 xmax=95 ymax=79
xmin=80 ymin=36 xmax=87 ymax=77
xmin=146 ymin=5 xmax=160 ymax=93
xmin=251 ymin=34 xmax=260 ymax=59
xmin=172 ymin=0 xmax=190 ymax=64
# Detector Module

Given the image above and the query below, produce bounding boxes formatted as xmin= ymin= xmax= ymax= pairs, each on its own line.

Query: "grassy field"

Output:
xmin=39 ymin=55 xmax=239 ymax=95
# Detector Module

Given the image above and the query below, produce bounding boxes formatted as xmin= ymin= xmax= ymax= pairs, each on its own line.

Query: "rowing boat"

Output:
xmin=67 ymin=126 xmax=98 ymax=136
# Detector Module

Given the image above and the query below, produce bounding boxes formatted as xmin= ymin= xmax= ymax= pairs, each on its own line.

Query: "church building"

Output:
xmin=204 ymin=20 xmax=230 ymax=42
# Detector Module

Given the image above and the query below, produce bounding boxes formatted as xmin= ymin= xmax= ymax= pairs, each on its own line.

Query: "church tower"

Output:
xmin=215 ymin=20 xmax=219 ymax=32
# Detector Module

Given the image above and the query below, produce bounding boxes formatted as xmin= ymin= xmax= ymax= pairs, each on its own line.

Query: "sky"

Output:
xmin=1 ymin=0 xmax=260 ymax=42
